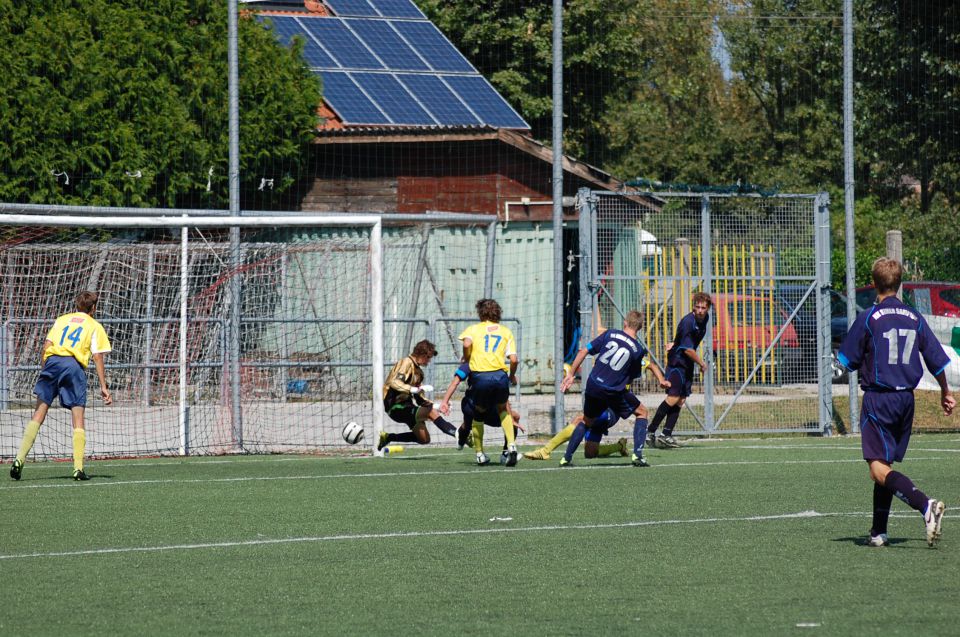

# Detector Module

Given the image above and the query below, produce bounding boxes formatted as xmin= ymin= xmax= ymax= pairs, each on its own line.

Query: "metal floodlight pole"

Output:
xmin=227 ymin=0 xmax=243 ymax=450
xmin=843 ymin=0 xmax=859 ymax=432
xmin=552 ymin=0 xmax=565 ymax=432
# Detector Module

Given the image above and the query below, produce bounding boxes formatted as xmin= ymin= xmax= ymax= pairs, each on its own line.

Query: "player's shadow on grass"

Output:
xmin=833 ymin=536 xmax=910 ymax=547
xmin=51 ymin=473 xmax=115 ymax=481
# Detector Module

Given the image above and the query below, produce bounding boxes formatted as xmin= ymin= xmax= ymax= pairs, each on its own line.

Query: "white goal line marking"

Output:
xmin=0 ymin=456 xmax=947 ymax=491
xmin=0 ymin=510 xmax=928 ymax=561
xmin=95 ymin=456 xmax=355 ymax=468
xmin=15 ymin=443 xmax=960 ymax=472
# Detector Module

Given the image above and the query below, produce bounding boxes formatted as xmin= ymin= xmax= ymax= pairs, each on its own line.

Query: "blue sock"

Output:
xmin=633 ymin=418 xmax=648 ymax=455
xmin=648 ymin=402 xmax=669 ymax=434
xmin=662 ymin=406 xmax=681 ymax=436
xmin=871 ymin=482 xmax=893 ymax=536
xmin=563 ymin=422 xmax=588 ymax=462
xmin=884 ymin=470 xmax=928 ymax=512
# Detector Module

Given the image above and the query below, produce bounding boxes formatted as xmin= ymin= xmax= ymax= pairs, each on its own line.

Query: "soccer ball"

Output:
xmin=341 ymin=421 xmax=364 ymax=444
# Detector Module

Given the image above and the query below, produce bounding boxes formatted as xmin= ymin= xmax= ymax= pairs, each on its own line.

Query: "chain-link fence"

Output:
xmin=574 ymin=189 xmax=833 ymax=435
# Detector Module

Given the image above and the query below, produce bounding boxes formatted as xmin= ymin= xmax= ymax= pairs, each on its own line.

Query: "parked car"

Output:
xmin=778 ymin=286 xmax=852 ymax=344
xmin=777 ymin=286 xmax=859 ymax=382
xmin=856 ymin=281 xmax=960 ymax=318
xmin=710 ymin=293 xmax=801 ymax=384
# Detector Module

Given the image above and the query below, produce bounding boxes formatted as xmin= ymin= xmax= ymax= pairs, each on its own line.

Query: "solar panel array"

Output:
xmin=324 ymin=0 xmax=425 ymax=19
xmin=258 ymin=1 xmax=528 ymax=129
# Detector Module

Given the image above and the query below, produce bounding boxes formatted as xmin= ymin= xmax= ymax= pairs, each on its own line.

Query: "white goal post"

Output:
xmin=0 ymin=213 xmax=386 ymax=458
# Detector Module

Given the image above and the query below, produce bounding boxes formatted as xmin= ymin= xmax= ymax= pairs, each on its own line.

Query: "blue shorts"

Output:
xmin=470 ymin=370 xmax=510 ymax=410
xmin=584 ymin=423 xmax=613 ymax=443
xmin=860 ymin=391 xmax=915 ymax=463
xmin=665 ymin=366 xmax=693 ymax=398
xmin=584 ymin=409 xmax=616 ymax=442
xmin=583 ymin=383 xmax=640 ymax=420
xmin=461 ymin=395 xmax=504 ymax=428
xmin=34 ymin=356 xmax=87 ymax=409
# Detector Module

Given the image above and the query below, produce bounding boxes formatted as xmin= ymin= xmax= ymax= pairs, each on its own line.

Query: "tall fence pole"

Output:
xmin=701 ymin=195 xmax=714 ymax=431
xmin=227 ymin=0 xmax=243 ymax=450
xmin=886 ymin=229 xmax=903 ymax=299
xmin=843 ymin=0 xmax=859 ymax=433
xmin=815 ymin=193 xmax=834 ymax=434
xmin=574 ymin=188 xmax=595 ymax=434
xmin=485 ymin=220 xmax=497 ymax=298
xmin=551 ymin=0 xmax=565 ymax=433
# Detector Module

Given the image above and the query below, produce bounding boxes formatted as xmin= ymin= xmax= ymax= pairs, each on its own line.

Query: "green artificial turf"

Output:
xmin=1 ymin=435 xmax=958 ymax=636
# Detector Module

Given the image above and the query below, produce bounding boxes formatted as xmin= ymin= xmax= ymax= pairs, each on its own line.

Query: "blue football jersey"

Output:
xmin=667 ymin=312 xmax=708 ymax=370
xmin=586 ymin=330 xmax=647 ymax=391
xmin=838 ymin=296 xmax=950 ymax=391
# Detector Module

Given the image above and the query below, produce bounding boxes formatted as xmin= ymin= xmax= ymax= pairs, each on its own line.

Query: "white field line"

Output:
xmin=0 ymin=509 xmax=939 ymax=561
xmin=735 ymin=444 xmax=862 ymax=450
xmin=0 ymin=455 xmax=948 ymax=491
xmin=735 ymin=444 xmax=960 ymax=453
xmin=95 ymin=456 xmax=361 ymax=467
xmin=0 ymin=453 xmax=442 ymax=472
xmin=12 ymin=442 xmax=960 ymax=471
xmin=26 ymin=452 xmax=452 ymax=470
xmin=91 ymin=444 xmax=960 ymax=464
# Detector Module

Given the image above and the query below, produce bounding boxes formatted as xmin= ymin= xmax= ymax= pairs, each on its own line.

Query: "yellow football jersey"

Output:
xmin=458 ymin=321 xmax=516 ymax=372
xmin=44 ymin=312 xmax=112 ymax=368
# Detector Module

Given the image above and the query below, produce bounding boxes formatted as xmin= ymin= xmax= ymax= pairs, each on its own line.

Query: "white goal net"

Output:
xmin=0 ymin=214 xmax=386 ymax=458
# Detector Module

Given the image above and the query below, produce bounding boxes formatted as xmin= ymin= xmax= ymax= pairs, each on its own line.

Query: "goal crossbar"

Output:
xmin=0 ymin=214 xmax=382 ymax=228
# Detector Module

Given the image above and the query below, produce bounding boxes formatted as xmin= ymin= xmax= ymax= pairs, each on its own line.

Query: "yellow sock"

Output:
xmin=16 ymin=420 xmax=41 ymax=463
xmin=472 ymin=421 xmax=484 ymax=452
xmin=72 ymin=428 xmax=86 ymax=472
xmin=500 ymin=411 xmax=516 ymax=447
xmin=597 ymin=442 xmax=619 ymax=457
xmin=543 ymin=423 xmax=577 ymax=454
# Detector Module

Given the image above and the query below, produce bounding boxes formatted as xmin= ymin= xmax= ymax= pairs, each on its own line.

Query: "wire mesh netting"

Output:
xmin=0 ymin=219 xmax=507 ymax=459
xmin=581 ymin=191 xmax=829 ymax=435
